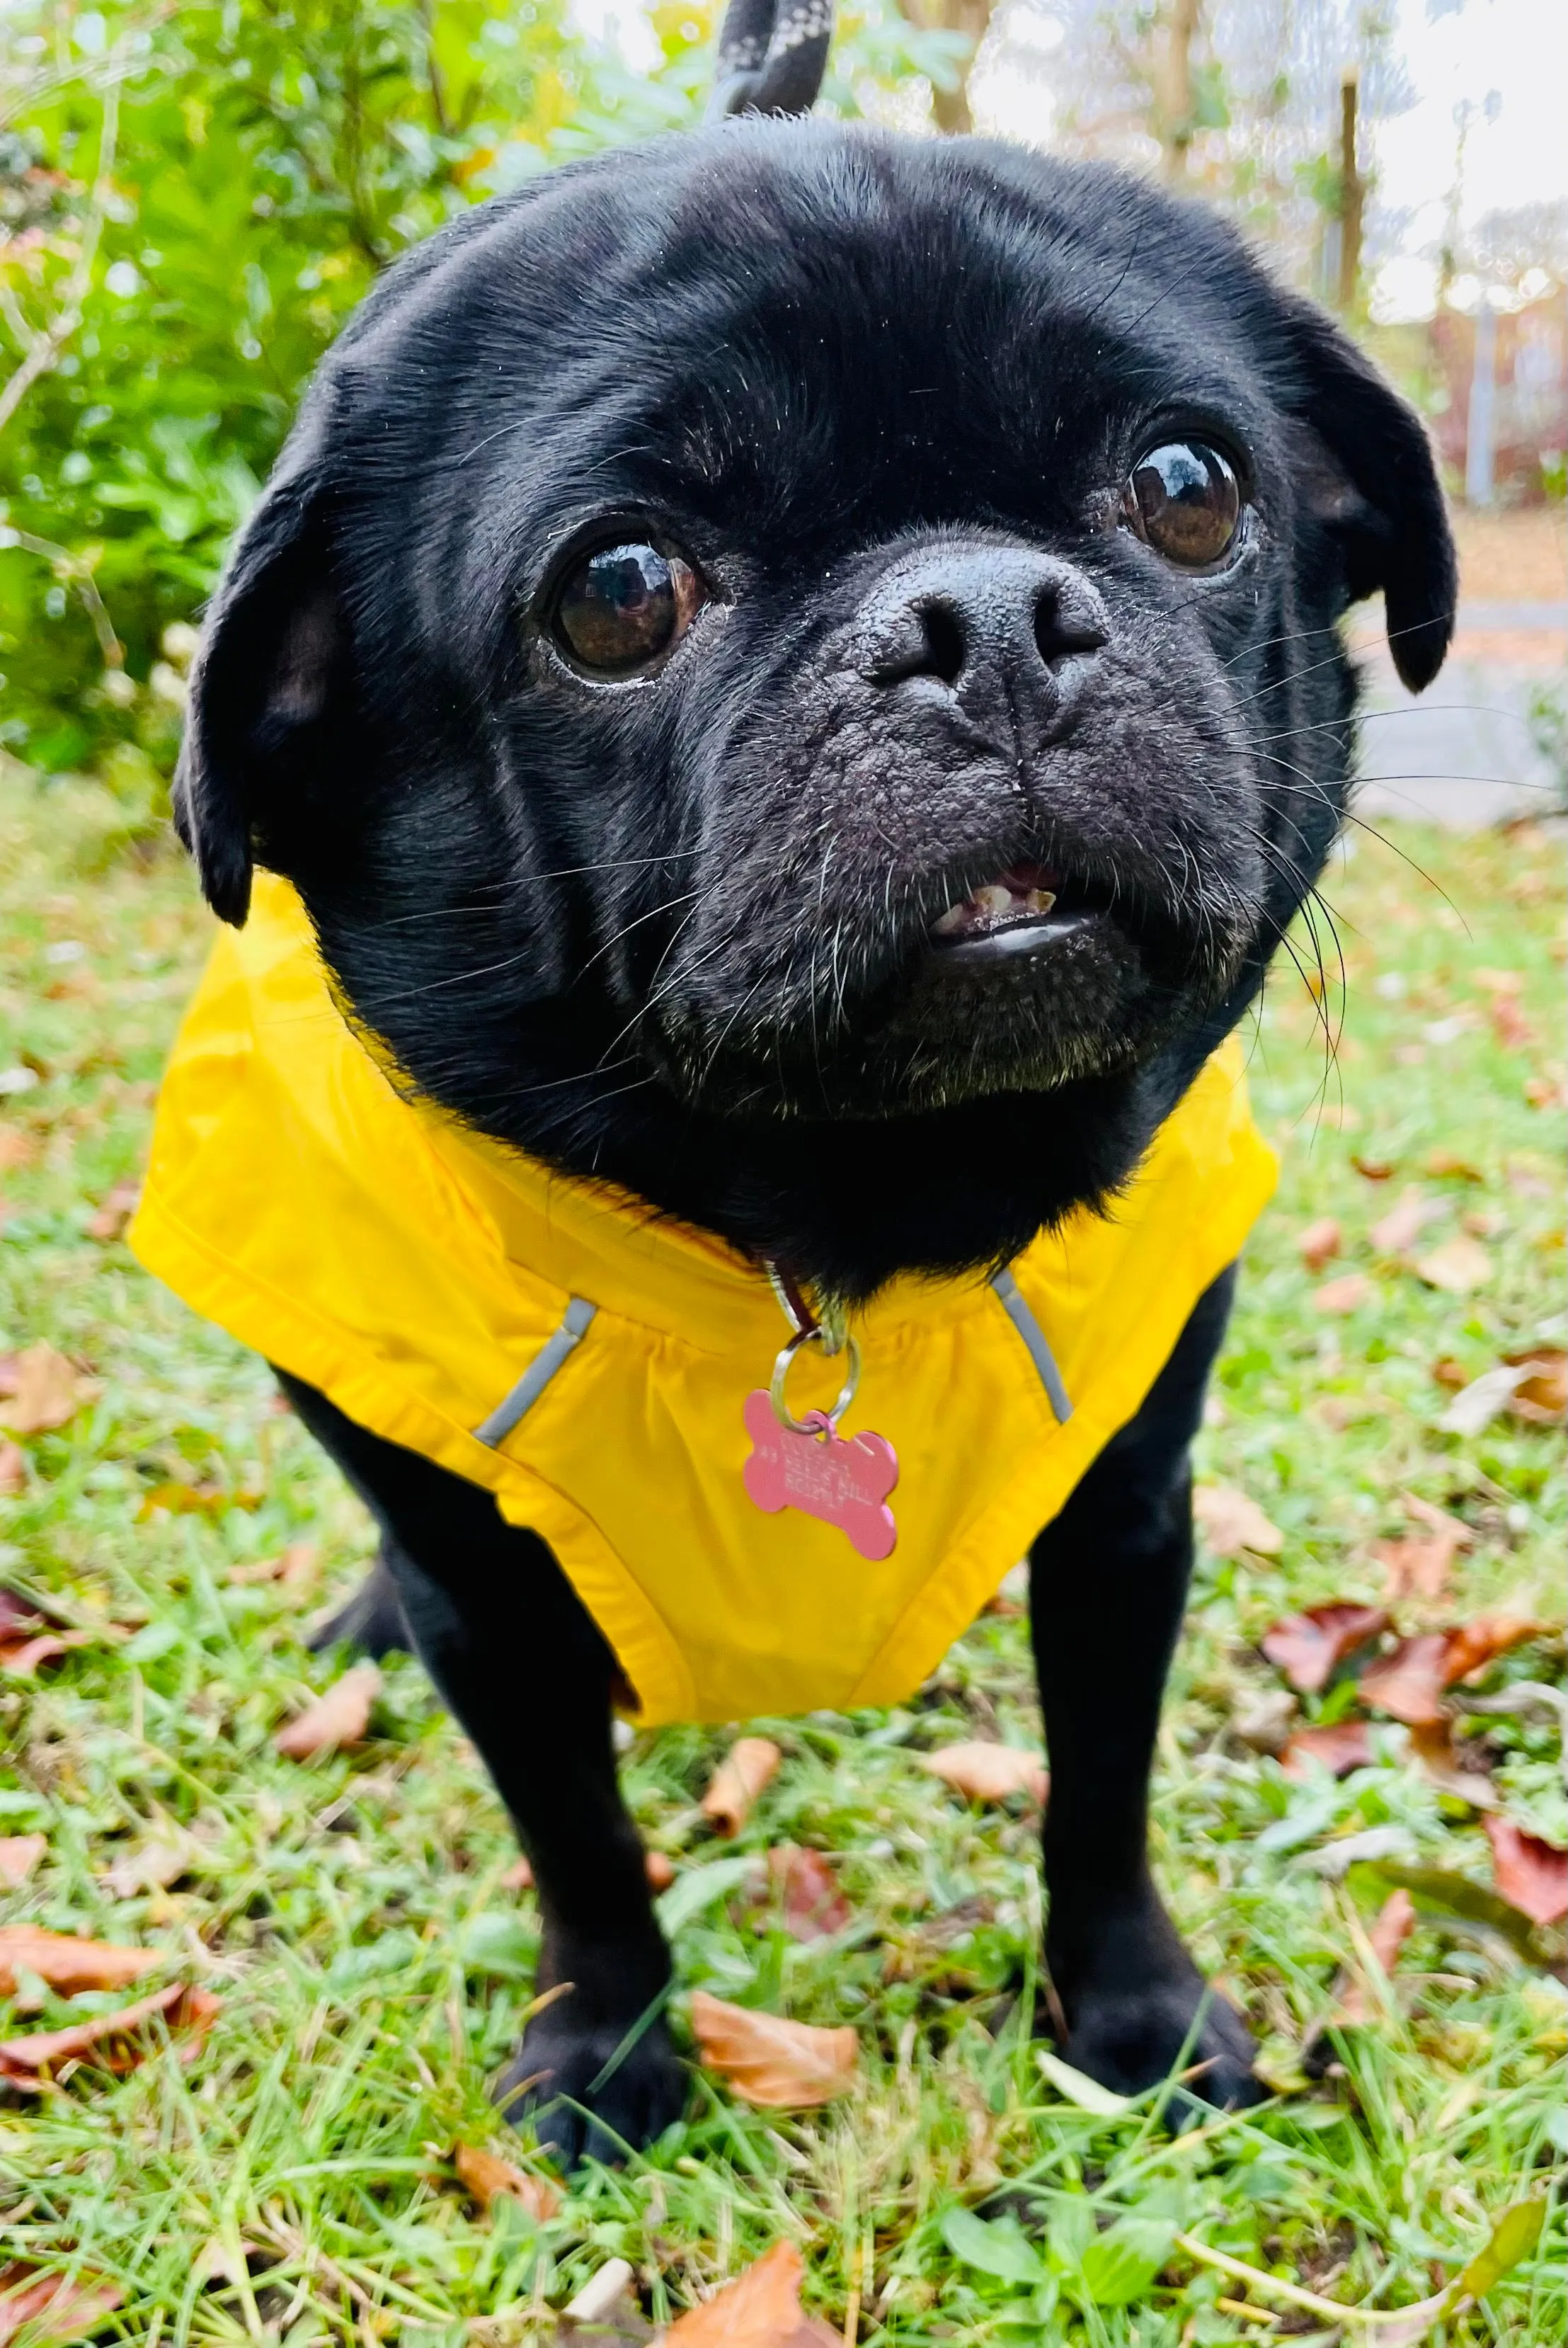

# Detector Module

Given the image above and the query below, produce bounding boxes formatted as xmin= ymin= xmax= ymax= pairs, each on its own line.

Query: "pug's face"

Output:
xmin=176 ymin=123 xmax=1453 ymax=1292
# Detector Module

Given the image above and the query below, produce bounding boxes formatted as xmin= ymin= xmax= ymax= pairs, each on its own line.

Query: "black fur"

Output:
xmin=167 ymin=122 xmax=1454 ymax=2156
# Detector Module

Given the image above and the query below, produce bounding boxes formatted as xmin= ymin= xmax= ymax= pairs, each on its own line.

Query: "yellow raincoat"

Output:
xmin=130 ymin=877 xmax=1276 ymax=1727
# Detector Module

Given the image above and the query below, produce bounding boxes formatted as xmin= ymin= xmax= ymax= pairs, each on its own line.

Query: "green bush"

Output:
xmin=0 ymin=0 xmax=957 ymax=791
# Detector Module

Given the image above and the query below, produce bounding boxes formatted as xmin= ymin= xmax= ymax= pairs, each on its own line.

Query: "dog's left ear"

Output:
xmin=1274 ymin=296 xmax=1456 ymax=693
xmin=173 ymin=458 xmax=352 ymax=926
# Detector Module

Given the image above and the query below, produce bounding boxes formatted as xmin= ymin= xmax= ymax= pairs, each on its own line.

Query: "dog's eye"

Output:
xmin=554 ymin=542 xmax=704 ymax=677
xmin=1121 ymin=442 xmax=1242 ymax=570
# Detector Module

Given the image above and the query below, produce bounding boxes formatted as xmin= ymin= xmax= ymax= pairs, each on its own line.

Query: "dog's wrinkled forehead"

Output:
xmin=336 ymin=135 xmax=1284 ymax=627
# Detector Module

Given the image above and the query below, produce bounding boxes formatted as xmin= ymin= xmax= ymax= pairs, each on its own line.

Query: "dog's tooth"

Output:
xmin=1024 ymin=889 xmax=1057 ymax=916
xmin=931 ymin=902 xmax=973 ymax=938
xmin=973 ymin=885 xmax=1014 ymax=917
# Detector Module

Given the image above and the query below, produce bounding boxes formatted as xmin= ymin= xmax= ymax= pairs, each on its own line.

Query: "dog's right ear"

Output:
xmin=173 ymin=472 xmax=349 ymax=926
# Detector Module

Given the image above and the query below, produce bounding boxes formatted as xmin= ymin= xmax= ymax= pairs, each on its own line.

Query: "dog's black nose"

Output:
xmin=856 ymin=547 xmax=1109 ymax=711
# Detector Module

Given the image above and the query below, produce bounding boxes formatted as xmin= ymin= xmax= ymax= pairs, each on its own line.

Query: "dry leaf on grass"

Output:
xmin=1260 ymin=1603 xmax=1388 ymax=1694
xmin=0 ymin=1982 xmax=219 ymax=2088
xmin=97 ymin=1837 xmax=193 ymax=1900
xmin=0 ymin=1926 xmax=162 ymax=1999
xmin=1503 ymin=1347 xmax=1567 ymax=1424
xmin=0 ymin=1443 xmax=23 ymax=1497
xmin=921 ymin=1742 xmax=1048 ymax=1806
xmin=689 ymin=1991 xmax=857 ymax=2109
xmin=1426 ymin=1149 xmax=1484 ymax=1182
xmin=665 ymin=2241 xmax=839 ymax=2347
xmin=1351 ymin=1154 xmax=1395 ymax=1182
xmin=0 ymin=1835 xmax=45 ymax=1889
xmin=0 ymin=1127 xmax=35 ymax=1171
xmin=452 ymin=2141 xmax=560 ymax=2221
xmin=1407 ymin=1721 xmax=1498 ymax=1808
xmin=1281 ymin=1720 xmax=1375 ymax=1778
xmin=274 ymin=1661 xmax=382 ymax=1758
xmin=701 ymin=1738 xmax=782 ymax=1835
xmin=1523 ymin=1073 xmax=1566 ymax=1110
xmin=1414 ymin=1236 xmax=1492 ymax=1294
xmin=762 ymin=1846 xmax=852 ymax=1941
xmin=84 ymin=1180 xmax=140 ymax=1242
xmin=0 ymin=1344 xmax=93 ymax=1437
xmin=1337 ymin=1890 xmax=1418 ymax=2026
xmin=1370 ymin=1186 xmax=1438 ymax=1255
xmin=1312 ymin=1272 xmax=1370 ymax=1315
xmin=503 ymin=1847 xmax=674 ymax=1895
xmin=1360 ymin=1617 xmax=1547 ymax=1725
xmin=1295 ymin=1217 xmax=1341 ymax=1272
xmin=1483 ymin=1818 xmax=1568 ymax=1927
xmin=0 ymin=2264 xmax=123 ymax=2347
xmin=1193 ymin=1483 xmax=1283 ymax=1558
xmin=1489 ymin=996 xmax=1535 ymax=1050
xmin=227 ymin=1542 xmax=318 ymax=1588
xmin=1375 ymin=1495 xmax=1472 ymax=1602
xmin=1357 ymin=1633 xmax=1452 ymax=1726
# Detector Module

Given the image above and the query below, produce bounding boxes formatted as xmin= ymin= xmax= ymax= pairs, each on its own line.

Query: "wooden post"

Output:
xmin=1338 ymin=73 xmax=1363 ymax=313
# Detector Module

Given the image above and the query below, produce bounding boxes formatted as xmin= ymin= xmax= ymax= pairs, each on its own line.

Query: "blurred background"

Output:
xmin=0 ymin=0 xmax=1563 ymax=834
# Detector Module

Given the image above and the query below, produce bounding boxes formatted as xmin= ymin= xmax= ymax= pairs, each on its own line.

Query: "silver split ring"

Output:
xmin=769 ymin=1326 xmax=862 ymax=1435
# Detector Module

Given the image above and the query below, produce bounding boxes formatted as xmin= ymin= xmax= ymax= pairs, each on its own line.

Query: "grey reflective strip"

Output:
xmin=990 ymin=1267 xmax=1072 ymax=1423
xmin=473 ymin=1296 xmax=597 ymax=1447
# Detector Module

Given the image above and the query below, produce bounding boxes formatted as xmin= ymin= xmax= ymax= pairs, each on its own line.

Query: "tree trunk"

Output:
xmin=900 ymin=0 xmax=994 ymax=136
xmin=1337 ymin=73 xmax=1364 ymax=313
xmin=1153 ymin=0 xmax=1201 ymax=182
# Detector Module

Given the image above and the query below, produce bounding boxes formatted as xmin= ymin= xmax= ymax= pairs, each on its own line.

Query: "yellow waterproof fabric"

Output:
xmin=131 ymin=876 xmax=1277 ymax=1728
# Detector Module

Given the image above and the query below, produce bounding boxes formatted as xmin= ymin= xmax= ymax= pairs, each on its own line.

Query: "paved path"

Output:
xmin=1351 ymin=601 xmax=1564 ymax=830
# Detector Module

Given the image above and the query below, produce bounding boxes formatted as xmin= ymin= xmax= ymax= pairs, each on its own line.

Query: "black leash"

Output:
xmin=711 ymin=0 xmax=834 ymax=117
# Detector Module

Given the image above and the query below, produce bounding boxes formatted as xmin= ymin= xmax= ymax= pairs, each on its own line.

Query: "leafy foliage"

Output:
xmin=0 ymin=0 xmax=953 ymax=786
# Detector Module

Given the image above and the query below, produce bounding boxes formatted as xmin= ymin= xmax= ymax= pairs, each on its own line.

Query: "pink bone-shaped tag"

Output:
xmin=741 ymin=1386 xmax=898 ymax=1561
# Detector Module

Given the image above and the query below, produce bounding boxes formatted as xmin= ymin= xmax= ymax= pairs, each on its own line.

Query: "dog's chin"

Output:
xmin=651 ymin=903 xmax=1225 ymax=1122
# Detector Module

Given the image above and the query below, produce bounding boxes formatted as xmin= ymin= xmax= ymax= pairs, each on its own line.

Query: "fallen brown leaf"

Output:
xmin=0 ymin=1442 xmax=23 ymax=1496
xmin=1503 ymin=1347 xmax=1567 ymax=1424
xmin=0 ymin=1926 xmax=162 ymax=1999
xmin=84 ymin=1180 xmax=140 ymax=1243
xmin=0 ymin=1344 xmax=91 ymax=1437
xmin=452 ymin=2141 xmax=560 ymax=2221
xmin=1426 ymin=1150 xmax=1484 ymax=1182
xmin=1441 ymin=1612 xmax=1547 ymax=1685
xmin=689 ymin=1991 xmax=857 ymax=2109
xmin=1370 ymin=1186 xmax=1437 ymax=1255
xmin=0 ymin=1981 xmax=219 ymax=2088
xmin=274 ymin=1661 xmax=382 ymax=1759
xmin=701 ymin=1737 xmax=782 ymax=1836
xmin=1281 ymin=1720 xmax=1375 ymax=1778
xmin=0 ymin=1127 xmax=35 ymax=1172
xmin=227 ymin=1541 xmax=319 ymax=1588
xmin=0 ymin=2263 xmax=123 ymax=2347
xmin=1483 ymin=1818 xmax=1568 ymax=1927
xmin=1414 ymin=1236 xmax=1492 ymax=1294
xmin=1261 ymin=1603 xmax=1389 ymax=1694
xmin=1312 ymin=1272 xmax=1371 ymax=1315
xmin=664 ymin=2241 xmax=838 ymax=2347
xmin=97 ymin=1837 xmax=193 ymax=1900
xmin=1375 ymin=1495 xmax=1472 ymax=1602
xmin=0 ymin=1835 xmax=45 ymax=1889
xmin=1431 ymin=1356 xmax=1469 ymax=1391
xmin=1358 ymin=1634 xmax=1451 ymax=1725
xmin=503 ymin=1847 xmax=674 ymax=1895
xmin=1338 ymin=1889 xmax=1418 ymax=2024
xmin=763 ymin=1846 xmax=852 ymax=1941
xmin=1489 ymin=996 xmax=1535 ymax=1051
xmin=1295 ymin=1217 xmax=1342 ymax=1272
xmin=0 ymin=1625 xmax=94 ymax=1676
xmin=1193 ymin=1483 xmax=1284 ymax=1558
xmin=1351 ymin=1154 xmax=1395 ymax=1182
xmin=920 ymin=1741 xmax=1048 ymax=1806
xmin=1407 ymin=1721 xmax=1498 ymax=1808
xmin=1523 ymin=1074 xmax=1565 ymax=1110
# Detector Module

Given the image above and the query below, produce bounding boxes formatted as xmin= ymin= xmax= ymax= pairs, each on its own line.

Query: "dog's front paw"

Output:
xmin=496 ymin=1990 xmax=686 ymax=2168
xmin=1058 ymin=1970 xmax=1264 ymax=2112
xmin=1048 ymin=1895 xmax=1264 ymax=2113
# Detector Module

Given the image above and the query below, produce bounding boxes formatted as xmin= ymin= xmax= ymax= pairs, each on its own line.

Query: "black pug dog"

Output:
xmin=153 ymin=101 xmax=1454 ymax=2168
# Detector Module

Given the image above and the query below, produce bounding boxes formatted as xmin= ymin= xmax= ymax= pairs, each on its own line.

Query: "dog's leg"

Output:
xmin=305 ymin=1547 xmax=411 ymax=1658
xmin=273 ymin=1369 xmax=685 ymax=2167
xmin=1028 ymin=1267 xmax=1263 ymax=2109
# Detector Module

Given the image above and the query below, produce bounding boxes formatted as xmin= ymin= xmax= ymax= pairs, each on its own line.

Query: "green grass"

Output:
xmin=0 ymin=772 xmax=1563 ymax=2343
